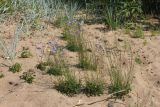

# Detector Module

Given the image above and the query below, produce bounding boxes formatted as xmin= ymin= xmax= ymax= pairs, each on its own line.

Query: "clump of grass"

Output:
xmin=55 ymin=74 xmax=81 ymax=96
xmin=36 ymin=62 xmax=46 ymax=71
xmin=79 ymin=52 xmax=97 ymax=70
xmin=66 ymin=37 xmax=82 ymax=52
xmin=84 ymin=78 xmax=105 ymax=96
xmin=104 ymin=43 xmax=134 ymax=98
xmin=108 ymin=66 xmax=132 ymax=98
xmin=63 ymin=20 xmax=84 ymax=52
xmin=47 ymin=66 xmax=63 ymax=76
xmin=66 ymin=21 xmax=83 ymax=52
xmin=20 ymin=69 xmax=35 ymax=84
xmin=78 ymin=42 xmax=98 ymax=71
xmin=9 ymin=62 xmax=22 ymax=73
xmin=46 ymin=41 xmax=69 ymax=76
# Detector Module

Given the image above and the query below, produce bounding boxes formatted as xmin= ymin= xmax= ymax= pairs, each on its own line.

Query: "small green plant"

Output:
xmin=20 ymin=69 xmax=35 ymax=84
xmin=36 ymin=62 xmax=46 ymax=71
xmin=9 ymin=63 xmax=22 ymax=73
xmin=135 ymin=57 xmax=142 ymax=64
xmin=55 ymin=74 xmax=81 ymax=96
xmin=66 ymin=38 xmax=82 ymax=52
xmin=84 ymin=79 xmax=105 ymax=96
xmin=47 ymin=66 xmax=63 ymax=76
xmin=131 ymin=27 xmax=144 ymax=38
xmin=20 ymin=50 xmax=32 ymax=58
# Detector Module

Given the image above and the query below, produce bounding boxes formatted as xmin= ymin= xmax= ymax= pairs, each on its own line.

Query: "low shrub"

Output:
xmin=55 ymin=74 xmax=81 ymax=96
xmin=84 ymin=79 xmax=105 ymax=96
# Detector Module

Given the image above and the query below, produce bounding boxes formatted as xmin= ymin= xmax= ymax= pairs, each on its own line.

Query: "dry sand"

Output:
xmin=0 ymin=21 xmax=160 ymax=107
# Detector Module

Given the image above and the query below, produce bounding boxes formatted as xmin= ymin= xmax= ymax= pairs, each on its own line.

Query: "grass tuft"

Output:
xmin=55 ymin=74 xmax=81 ymax=96
xmin=84 ymin=78 xmax=105 ymax=96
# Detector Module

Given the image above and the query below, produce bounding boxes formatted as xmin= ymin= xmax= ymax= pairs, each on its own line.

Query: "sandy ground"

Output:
xmin=0 ymin=21 xmax=160 ymax=107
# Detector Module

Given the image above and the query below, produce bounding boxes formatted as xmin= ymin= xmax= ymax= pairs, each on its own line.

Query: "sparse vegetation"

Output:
xmin=0 ymin=0 xmax=159 ymax=106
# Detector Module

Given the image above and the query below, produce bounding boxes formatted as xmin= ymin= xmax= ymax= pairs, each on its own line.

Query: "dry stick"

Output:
xmin=73 ymin=90 xmax=126 ymax=107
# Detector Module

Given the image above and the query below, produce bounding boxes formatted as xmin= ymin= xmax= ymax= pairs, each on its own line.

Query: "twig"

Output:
xmin=73 ymin=90 xmax=126 ymax=107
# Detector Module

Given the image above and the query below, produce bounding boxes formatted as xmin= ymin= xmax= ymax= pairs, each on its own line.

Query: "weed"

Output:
xmin=20 ymin=50 xmax=32 ymax=58
xmin=55 ymin=74 xmax=81 ymax=96
xmin=84 ymin=78 xmax=105 ymax=96
xmin=36 ymin=62 xmax=46 ymax=71
xmin=9 ymin=62 xmax=22 ymax=73
xmin=47 ymin=66 xmax=63 ymax=76
xmin=20 ymin=69 xmax=35 ymax=84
